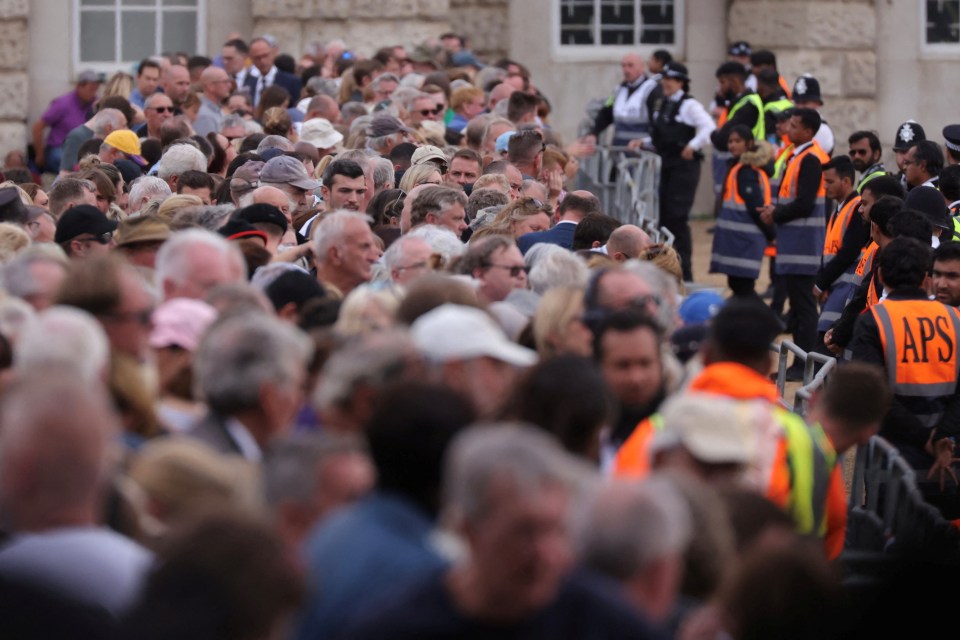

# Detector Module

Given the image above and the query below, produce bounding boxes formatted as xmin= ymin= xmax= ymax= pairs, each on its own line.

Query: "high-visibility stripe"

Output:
xmin=727 ymin=93 xmax=765 ymax=141
xmin=715 ymin=219 xmax=768 ymax=235
xmin=712 ymin=255 xmax=765 ymax=269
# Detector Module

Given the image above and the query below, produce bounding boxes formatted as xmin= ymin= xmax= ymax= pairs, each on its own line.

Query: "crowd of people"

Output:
xmin=0 ymin=31 xmax=956 ymax=639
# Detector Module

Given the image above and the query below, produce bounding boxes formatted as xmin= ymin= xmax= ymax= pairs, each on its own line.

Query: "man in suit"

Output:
xmin=517 ymin=191 xmax=601 ymax=254
xmin=244 ymin=36 xmax=302 ymax=107
xmin=188 ymin=313 xmax=313 ymax=461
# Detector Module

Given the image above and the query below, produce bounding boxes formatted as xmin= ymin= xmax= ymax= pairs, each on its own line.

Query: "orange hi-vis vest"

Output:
xmin=871 ymin=299 xmax=960 ymax=428
xmin=776 ymin=141 xmax=830 ymax=276
xmin=853 ymin=241 xmax=881 ymax=309
xmin=824 ymin=195 xmax=862 ymax=257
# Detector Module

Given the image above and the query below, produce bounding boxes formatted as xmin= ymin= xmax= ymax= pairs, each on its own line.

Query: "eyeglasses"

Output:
xmin=80 ymin=230 xmax=114 ymax=245
xmin=150 ymin=106 xmax=174 ymax=113
xmin=395 ymin=260 xmax=429 ymax=272
xmin=849 ymin=148 xmax=871 ymax=156
xmin=418 ymin=108 xmax=442 ymax=116
xmin=901 ymin=158 xmax=915 ymax=167
xmin=484 ymin=263 xmax=529 ymax=277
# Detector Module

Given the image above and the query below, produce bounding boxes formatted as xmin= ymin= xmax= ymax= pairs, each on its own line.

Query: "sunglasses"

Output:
xmin=418 ymin=108 xmax=442 ymax=116
xmin=484 ymin=263 xmax=530 ymax=278
xmin=849 ymin=149 xmax=871 ymax=156
xmin=150 ymin=106 xmax=174 ymax=113
xmin=80 ymin=230 xmax=114 ymax=245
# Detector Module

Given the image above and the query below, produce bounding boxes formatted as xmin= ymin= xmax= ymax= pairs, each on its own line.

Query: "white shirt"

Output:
xmin=245 ymin=65 xmax=278 ymax=106
xmin=661 ymin=90 xmax=716 ymax=151
xmin=225 ymin=417 xmax=263 ymax=462
xmin=814 ymin=113 xmax=834 ymax=155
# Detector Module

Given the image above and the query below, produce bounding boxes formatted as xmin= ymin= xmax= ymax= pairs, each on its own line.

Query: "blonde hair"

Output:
xmin=532 ymin=286 xmax=585 ymax=358
xmin=0 ymin=222 xmax=31 ymax=263
xmin=489 ymin=197 xmax=552 ymax=237
xmin=102 ymin=71 xmax=134 ymax=100
xmin=262 ymin=106 xmax=294 ymax=138
xmin=472 ymin=173 xmax=510 ymax=195
xmin=0 ymin=181 xmax=32 ymax=205
xmin=156 ymin=194 xmax=204 ymax=222
xmin=451 ymin=86 xmax=484 ymax=112
xmin=334 ymin=287 xmax=401 ymax=337
xmin=641 ymin=243 xmax=684 ymax=294
xmin=398 ymin=163 xmax=442 ymax=193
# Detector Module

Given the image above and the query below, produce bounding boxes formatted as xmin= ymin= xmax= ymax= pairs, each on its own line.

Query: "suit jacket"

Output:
xmin=185 ymin=411 xmax=245 ymax=457
xmin=517 ymin=220 xmax=578 ymax=254
xmin=244 ymin=68 xmax=303 ymax=105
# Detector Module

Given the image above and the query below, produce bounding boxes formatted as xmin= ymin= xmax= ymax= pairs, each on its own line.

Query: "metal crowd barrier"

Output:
xmin=575 ymin=145 xmax=661 ymax=229
xmin=845 ymin=436 xmax=959 ymax=558
xmin=769 ymin=340 xmax=836 ymax=416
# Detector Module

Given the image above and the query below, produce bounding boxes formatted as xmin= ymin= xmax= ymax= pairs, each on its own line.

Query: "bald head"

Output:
xmin=251 ymin=185 xmax=295 ymax=221
xmin=0 ymin=372 xmax=119 ymax=531
xmin=621 ymin=53 xmax=645 ymax=84
xmin=488 ymin=83 xmax=514 ymax=110
xmin=163 ymin=64 xmax=192 ymax=104
xmin=201 ymin=66 xmax=231 ymax=101
xmin=607 ymin=224 xmax=652 ymax=262
xmin=307 ymin=95 xmax=341 ymax=124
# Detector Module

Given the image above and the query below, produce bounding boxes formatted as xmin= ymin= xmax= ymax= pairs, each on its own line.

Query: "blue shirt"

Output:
xmin=296 ymin=491 xmax=448 ymax=640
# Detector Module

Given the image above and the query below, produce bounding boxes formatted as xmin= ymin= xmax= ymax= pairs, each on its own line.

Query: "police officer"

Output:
xmin=758 ymin=108 xmax=828 ymax=379
xmin=642 ymin=62 xmax=715 ymax=283
xmin=847 ymin=130 xmax=886 ymax=192
xmin=710 ymin=62 xmax=764 ymax=154
xmin=791 ymin=74 xmax=833 ymax=155
xmin=585 ymin=53 xmax=662 ymax=150
xmin=850 ymin=237 xmax=960 ymax=517
xmin=943 ymin=124 xmax=960 ymax=166
xmin=892 ymin=119 xmax=926 ymax=189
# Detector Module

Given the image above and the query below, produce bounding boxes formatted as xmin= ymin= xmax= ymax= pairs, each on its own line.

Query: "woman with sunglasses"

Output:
xmin=709 ymin=124 xmax=775 ymax=297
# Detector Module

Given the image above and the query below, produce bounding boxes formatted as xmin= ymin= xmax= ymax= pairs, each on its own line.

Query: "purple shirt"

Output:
xmin=40 ymin=90 xmax=91 ymax=148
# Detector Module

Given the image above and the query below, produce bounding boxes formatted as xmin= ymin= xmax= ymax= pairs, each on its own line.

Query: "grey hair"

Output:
xmin=263 ymin=433 xmax=368 ymax=508
xmin=391 ymin=86 xmax=420 ymax=112
xmin=406 ymin=224 xmax=466 ymax=261
xmin=128 ymin=176 xmax=172 ymax=212
xmin=526 ymin=245 xmax=589 ymax=295
xmin=170 ymin=204 xmax=235 ymax=231
xmin=622 ymin=259 xmax=680 ymax=334
xmin=156 ymin=144 xmax=208 ymax=180
xmin=466 ymin=188 xmax=509 ymax=218
xmin=367 ymin=133 xmax=400 ymax=154
xmin=306 ymin=77 xmax=339 ymax=99
xmin=382 ymin=236 xmax=431 ymax=274
xmin=220 ymin=114 xmax=245 ymax=131
xmin=456 ymin=234 xmax=513 ymax=276
xmin=1 ymin=249 xmax=68 ymax=301
xmin=194 ymin=313 xmax=312 ymax=414
xmin=398 ymin=73 xmax=425 ymax=89
xmin=0 ymin=296 xmax=35 ymax=343
xmin=313 ymin=210 xmax=374 ymax=265
xmin=341 ymin=102 xmax=368 ymax=123
xmin=402 ymin=91 xmax=433 ymax=113
xmin=15 ymin=306 xmax=108 ymax=384
xmin=475 ymin=66 xmax=507 ymax=90
xmin=257 ymin=135 xmax=295 ymax=154
xmin=579 ymin=477 xmax=692 ymax=580
xmin=371 ymin=72 xmax=400 ymax=92
xmin=313 ymin=329 xmax=419 ymax=412
xmin=370 ymin=156 xmax=395 ymax=191
xmin=443 ymin=423 xmax=587 ymax=525
xmin=90 ymin=108 xmax=126 ymax=138
xmin=155 ymin=228 xmax=245 ymax=290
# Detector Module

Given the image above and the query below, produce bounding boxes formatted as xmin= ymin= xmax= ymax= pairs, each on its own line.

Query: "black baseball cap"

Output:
xmin=54 ymin=205 xmax=118 ymax=244
xmin=233 ymin=203 xmax=289 ymax=234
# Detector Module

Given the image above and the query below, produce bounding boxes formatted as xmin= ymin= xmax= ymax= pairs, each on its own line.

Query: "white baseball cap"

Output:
xmin=299 ymin=118 xmax=343 ymax=150
xmin=411 ymin=304 xmax=537 ymax=367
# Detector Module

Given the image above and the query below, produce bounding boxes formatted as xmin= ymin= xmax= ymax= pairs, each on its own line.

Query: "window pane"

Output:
xmin=81 ymin=0 xmax=115 ymax=6
xmin=927 ymin=0 xmax=960 ymax=43
xmin=162 ymin=10 xmax=198 ymax=54
xmin=640 ymin=0 xmax=675 ymax=44
xmin=121 ymin=10 xmax=157 ymax=61
xmin=121 ymin=0 xmax=154 ymax=5
xmin=600 ymin=0 xmax=635 ymax=45
xmin=163 ymin=0 xmax=198 ymax=6
xmin=560 ymin=0 xmax=595 ymax=45
xmin=80 ymin=11 xmax=116 ymax=62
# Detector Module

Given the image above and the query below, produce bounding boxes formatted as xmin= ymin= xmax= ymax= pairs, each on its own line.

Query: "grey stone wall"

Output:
xmin=253 ymin=0 xmax=453 ymax=58
xmin=0 ymin=0 xmax=29 ymax=158
xmin=728 ymin=0 xmax=878 ymax=149
xmin=450 ymin=0 xmax=509 ymax=60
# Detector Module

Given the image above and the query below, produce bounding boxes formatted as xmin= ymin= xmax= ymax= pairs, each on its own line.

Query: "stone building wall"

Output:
xmin=727 ymin=0 xmax=878 ymax=150
xmin=253 ymin=0 xmax=453 ymax=58
xmin=0 ymin=0 xmax=29 ymax=158
xmin=450 ymin=0 xmax=509 ymax=61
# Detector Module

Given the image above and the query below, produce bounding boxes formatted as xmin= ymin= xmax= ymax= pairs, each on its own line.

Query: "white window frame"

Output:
xmin=922 ymin=0 xmax=960 ymax=57
xmin=72 ymin=0 xmax=207 ymax=76
xmin=552 ymin=0 xmax=685 ymax=62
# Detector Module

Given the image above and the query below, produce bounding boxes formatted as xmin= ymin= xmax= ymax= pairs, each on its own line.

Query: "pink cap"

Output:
xmin=149 ymin=298 xmax=218 ymax=352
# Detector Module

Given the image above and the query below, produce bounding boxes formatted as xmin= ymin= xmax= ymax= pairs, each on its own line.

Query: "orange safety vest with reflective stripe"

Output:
xmin=871 ymin=299 xmax=960 ymax=427
xmin=776 ymin=141 xmax=830 ymax=275
xmin=852 ymin=241 xmax=880 ymax=309
xmin=824 ymin=195 xmax=862 ymax=257
xmin=779 ymin=75 xmax=792 ymax=98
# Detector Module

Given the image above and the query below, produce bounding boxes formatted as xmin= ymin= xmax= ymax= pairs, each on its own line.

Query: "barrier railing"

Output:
xmin=769 ymin=340 xmax=836 ymax=415
xmin=845 ymin=436 xmax=959 ymax=557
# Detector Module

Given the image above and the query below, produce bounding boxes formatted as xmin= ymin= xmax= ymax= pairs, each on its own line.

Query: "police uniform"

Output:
xmin=893 ymin=120 xmax=926 ymax=190
xmin=943 ymin=124 xmax=960 ymax=164
xmin=856 ymin=160 xmax=886 ymax=192
xmin=651 ymin=63 xmax=716 ymax=282
xmin=791 ymin=75 xmax=834 ymax=155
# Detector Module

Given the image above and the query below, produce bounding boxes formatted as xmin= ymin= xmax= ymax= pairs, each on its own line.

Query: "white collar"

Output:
xmin=225 ymin=417 xmax=262 ymax=462
xmin=791 ymin=141 xmax=814 ymax=156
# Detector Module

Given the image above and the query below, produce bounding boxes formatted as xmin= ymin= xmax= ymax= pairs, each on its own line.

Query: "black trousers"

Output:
xmin=659 ymin=157 xmax=701 ymax=282
xmin=783 ymin=274 xmax=818 ymax=356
